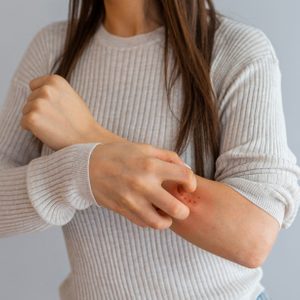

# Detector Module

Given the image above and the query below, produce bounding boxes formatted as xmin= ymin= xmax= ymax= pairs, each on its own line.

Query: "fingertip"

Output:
xmin=182 ymin=180 xmax=197 ymax=194
xmin=156 ymin=216 xmax=173 ymax=230
xmin=29 ymin=76 xmax=41 ymax=91
xmin=181 ymin=205 xmax=190 ymax=220
xmin=172 ymin=202 xmax=190 ymax=221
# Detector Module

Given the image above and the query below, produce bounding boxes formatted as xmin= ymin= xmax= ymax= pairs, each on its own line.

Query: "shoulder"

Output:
xmin=211 ymin=15 xmax=280 ymax=98
xmin=13 ymin=20 xmax=68 ymax=85
xmin=33 ymin=19 xmax=68 ymax=48
xmin=213 ymin=15 xmax=278 ymax=65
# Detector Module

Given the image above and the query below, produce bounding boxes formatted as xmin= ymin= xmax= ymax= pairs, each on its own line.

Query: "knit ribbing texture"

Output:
xmin=1 ymin=15 xmax=300 ymax=300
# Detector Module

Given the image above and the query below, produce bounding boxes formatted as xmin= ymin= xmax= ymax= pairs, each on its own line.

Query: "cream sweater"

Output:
xmin=1 ymin=15 xmax=300 ymax=300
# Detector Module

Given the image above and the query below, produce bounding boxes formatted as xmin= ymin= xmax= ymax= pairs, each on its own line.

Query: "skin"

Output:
xmin=20 ymin=0 xmax=280 ymax=268
xmin=21 ymin=75 xmax=198 ymax=229
xmin=101 ymin=0 xmax=163 ymax=36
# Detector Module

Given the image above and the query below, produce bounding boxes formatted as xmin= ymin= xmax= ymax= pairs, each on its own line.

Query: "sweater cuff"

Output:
xmin=26 ymin=142 xmax=102 ymax=226
xmin=219 ymin=177 xmax=286 ymax=228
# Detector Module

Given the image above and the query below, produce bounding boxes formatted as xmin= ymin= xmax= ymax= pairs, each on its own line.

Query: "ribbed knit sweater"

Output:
xmin=1 ymin=15 xmax=300 ymax=300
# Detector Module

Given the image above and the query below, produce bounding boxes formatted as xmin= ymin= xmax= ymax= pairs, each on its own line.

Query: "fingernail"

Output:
xmin=184 ymin=162 xmax=192 ymax=169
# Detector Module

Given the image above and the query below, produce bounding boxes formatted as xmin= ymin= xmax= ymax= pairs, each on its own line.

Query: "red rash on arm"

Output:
xmin=74 ymin=128 xmax=279 ymax=268
xmin=162 ymin=175 xmax=279 ymax=268
xmin=176 ymin=185 xmax=199 ymax=205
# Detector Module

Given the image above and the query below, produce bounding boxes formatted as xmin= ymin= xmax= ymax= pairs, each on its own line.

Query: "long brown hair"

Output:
xmin=51 ymin=0 xmax=221 ymax=178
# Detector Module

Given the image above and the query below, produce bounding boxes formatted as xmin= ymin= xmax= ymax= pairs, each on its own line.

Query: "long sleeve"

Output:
xmin=214 ymin=53 xmax=300 ymax=229
xmin=0 ymin=25 xmax=101 ymax=238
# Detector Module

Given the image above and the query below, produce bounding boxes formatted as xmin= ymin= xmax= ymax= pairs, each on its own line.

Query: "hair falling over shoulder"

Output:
xmin=51 ymin=0 xmax=221 ymax=178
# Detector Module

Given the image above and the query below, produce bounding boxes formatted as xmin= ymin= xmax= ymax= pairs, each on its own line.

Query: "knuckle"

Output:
xmin=41 ymin=85 xmax=53 ymax=98
xmin=142 ymin=157 xmax=156 ymax=173
xmin=33 ymin=99 xmax=46 ymax=111
xmin=48 ymin=74 xmax=61 ymax=84
xmin=126 ymin=199 xmax=139 ymax=214
xmin=119 ymin=194 xmax=138 ymax=213
xmin=127 ymin=176 xmax=144 ymax=192
xmin=26 ymin=111 xmax=39 ymax=125
xmin=140 ymin=143 xmax=154 ymax=153
xmin=126 ymin=200 xmax=139 ymax=215
xmin=117 ymin=192 xmax=130 ymax=207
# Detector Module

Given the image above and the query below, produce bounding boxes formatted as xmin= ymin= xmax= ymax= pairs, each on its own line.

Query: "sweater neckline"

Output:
xmin=96 ymin=23 xmax=165 ymax=48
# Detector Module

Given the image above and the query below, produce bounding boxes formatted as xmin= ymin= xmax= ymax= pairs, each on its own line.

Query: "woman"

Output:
xmin=0 ymin=0 xmax=299 ymax=299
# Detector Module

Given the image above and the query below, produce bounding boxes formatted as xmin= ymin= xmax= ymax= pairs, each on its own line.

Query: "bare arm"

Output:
xmin=80 ymin=126 xmax=280 ymax=268
xmin=21 ymin=45 xmax=300 ymax=267
xmin=164 ymin=176 xmax=280 ymax=268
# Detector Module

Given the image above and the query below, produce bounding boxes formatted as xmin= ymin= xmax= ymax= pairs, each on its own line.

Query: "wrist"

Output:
xmin=83 ymin=122 xmax=128 ymax=145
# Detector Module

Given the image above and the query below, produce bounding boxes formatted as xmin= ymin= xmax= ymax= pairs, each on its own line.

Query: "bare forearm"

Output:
xmin=169 ymin=175 xmax=280 ymax=268
xmin=80 ymin=125 xmax=280 ymax=268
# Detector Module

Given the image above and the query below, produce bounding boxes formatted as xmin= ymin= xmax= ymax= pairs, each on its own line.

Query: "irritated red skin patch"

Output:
xmin=161 ymin=160 xmax=200 ymax=207
xmin=176 ymin=185 xmax=198 ymax=206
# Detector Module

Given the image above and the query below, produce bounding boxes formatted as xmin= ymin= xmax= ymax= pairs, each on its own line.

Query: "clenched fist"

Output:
xmin=21 ymin=74 xmax=100 ymax=150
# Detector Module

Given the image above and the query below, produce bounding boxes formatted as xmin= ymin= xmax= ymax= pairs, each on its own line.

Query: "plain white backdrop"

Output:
xmin=0 ymin=1 xmax=299 ymax=299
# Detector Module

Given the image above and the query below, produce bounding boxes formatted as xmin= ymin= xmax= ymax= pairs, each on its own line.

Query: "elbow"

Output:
xmin=236 ymin=231 xmax=278 ymax=269
xmin=240 ymin=249 xmax=269 ymax=269
xmin=235 ymin=210 xmax=281 ymax=269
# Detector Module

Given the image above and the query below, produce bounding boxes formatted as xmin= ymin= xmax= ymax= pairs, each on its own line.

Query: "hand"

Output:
xmin=89 ymin=141 xmax=198 ymax=229
xmin=20 ymin=74 xmax=100 ymax=151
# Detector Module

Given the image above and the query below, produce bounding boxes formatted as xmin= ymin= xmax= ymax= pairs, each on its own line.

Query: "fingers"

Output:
xmin=154 ymin=159 xmax=197 ymax=193
xmin=21 ymin=97 xmax=49 ymax=116
xmin=116 ymin=206 xmax=148 ymax=228
xmin=21 ymin=101 xmax=34 ymax=115
xmin=147 ymin=145 xmax=186 ymax=166
xmin=96 ymin=191 xmax=172 ymax=230
xmin=29 ymin=75 xmax=52 ymax=91
xmin=146 ymin=187 xmax=190 ymax=220
xmin=22 ymin=84 xmax=55 ymax=115
xmin=92 ymin=194 xmax=148 ymax=228
xmin=29 ymin=74 xmax=64 ymax=91
xmin=127 ymin=201 xmax=173 ymax=230
xmin=26 ymin=86 xmax=51 ymax=102
xmin=144 ymin=144 xmax=197 ymax=192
